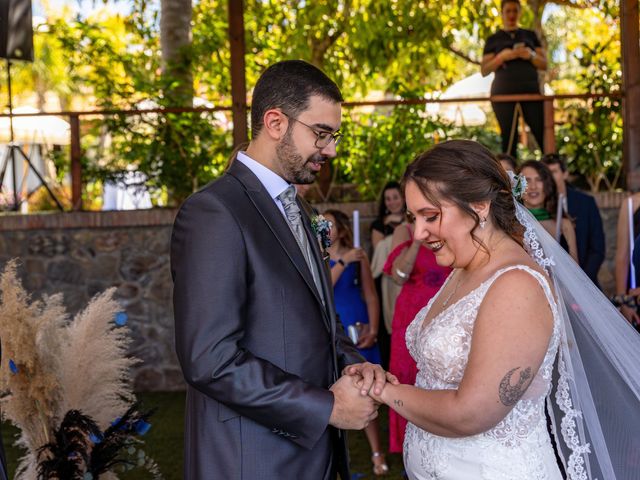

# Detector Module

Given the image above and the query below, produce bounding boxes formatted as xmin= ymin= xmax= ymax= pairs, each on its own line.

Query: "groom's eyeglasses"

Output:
xmin=282 ymin=113 xmax=343 ymax=148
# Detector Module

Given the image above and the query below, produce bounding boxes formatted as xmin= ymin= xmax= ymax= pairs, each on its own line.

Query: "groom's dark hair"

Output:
xmin=251 ymin=60 xmax=343 ymax=138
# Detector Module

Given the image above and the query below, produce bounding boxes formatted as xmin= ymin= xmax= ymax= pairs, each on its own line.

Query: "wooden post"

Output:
xmin=543 ymin=98 xmax=556 ymax=154
xmin=70 ymin=114 xmax=82 ymax=210
xmin=228 ymin=0 xmax=248 ymax=147
xmin=621 ymin=0 xmax=640 ymax=190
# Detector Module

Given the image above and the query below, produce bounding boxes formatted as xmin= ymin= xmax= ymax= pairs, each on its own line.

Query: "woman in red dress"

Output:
xmin=383 ymin=221 xmax=451 ymax=453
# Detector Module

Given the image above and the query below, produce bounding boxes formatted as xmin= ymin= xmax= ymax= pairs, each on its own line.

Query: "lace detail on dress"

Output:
xmin=555 ymin=353 xmax=591 ymax=480
xmin=516 ymin=202 xmax=555 ymax=272
xmin=516 ymin=202 xmax=593 ymax=480
xmin=404 ymin=265 xmax=562 ymax=480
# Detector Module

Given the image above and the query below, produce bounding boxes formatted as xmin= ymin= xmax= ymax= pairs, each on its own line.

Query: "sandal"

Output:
xmin=371 ymin=452 xmax=389 ymax=476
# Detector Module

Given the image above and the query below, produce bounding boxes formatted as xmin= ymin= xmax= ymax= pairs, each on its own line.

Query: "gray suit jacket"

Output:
xmin=171 ymin=160 xmax=364 ymax=479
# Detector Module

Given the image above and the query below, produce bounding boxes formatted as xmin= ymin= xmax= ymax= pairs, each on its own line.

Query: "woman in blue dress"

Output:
xmin=323 ymin=209 xmax=388 ymax=476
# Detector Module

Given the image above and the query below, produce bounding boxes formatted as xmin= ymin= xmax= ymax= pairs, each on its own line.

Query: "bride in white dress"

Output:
xmin=368 ymin=140 xmax=563 ymax=479
xmin=356 ymin=140 xmax=640 ymax=479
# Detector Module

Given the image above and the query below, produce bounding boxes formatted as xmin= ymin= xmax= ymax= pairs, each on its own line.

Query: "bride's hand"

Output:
xmin=385 ymin=371 xmax=399 ymax=385
xmin=343 ymin=362 xmax=391 ymax=396
xmin=354 ymin=374 xmax=397 ymax=403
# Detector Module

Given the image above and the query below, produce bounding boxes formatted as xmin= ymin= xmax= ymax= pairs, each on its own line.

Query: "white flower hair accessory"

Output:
xmin=507 ymin=170 xmax=527 ymax=200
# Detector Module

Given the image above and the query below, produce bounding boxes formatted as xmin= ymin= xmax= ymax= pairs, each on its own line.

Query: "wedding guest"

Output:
xmin=371 ymin=182 xmax=406 ymax=249
xmin=614 ymin=192 xmax=640 ymax=324
xmin=497 ymin=152 xmax=518 ymax=172
xmin=519 ymin=160 xmax=578 ymax=261
xmin=481 ymin=0 xmax=547 ymax=157
xmin=325 ymin=209 xmax=389 ymax=476
xmin=370 ymin=181 xmax=406 ymax=369
xmin=542 ymin=153 xmax=605 ymax=287
xmin=382 ymin=220 xmax=451 ymax=454
xmin=172 ymin=60 xmax=383 ymax=480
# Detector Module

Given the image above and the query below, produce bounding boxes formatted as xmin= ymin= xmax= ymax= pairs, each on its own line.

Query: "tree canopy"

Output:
xmin=0 ymin=0 xmax=623 ymax=205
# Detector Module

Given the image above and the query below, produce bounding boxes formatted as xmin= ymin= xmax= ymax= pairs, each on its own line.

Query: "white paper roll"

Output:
xmin=353 ymin=210 xmax=360 ymax=248
xmin=629 ymin=197 xmax=636 ymax=289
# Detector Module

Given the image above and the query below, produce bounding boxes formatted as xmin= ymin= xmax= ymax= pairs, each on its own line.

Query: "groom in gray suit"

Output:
xmin=171 ymin=60 xmax=384 ymax=479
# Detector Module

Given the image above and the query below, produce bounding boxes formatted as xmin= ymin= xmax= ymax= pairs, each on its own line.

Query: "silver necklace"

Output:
xmin=441 ymin=271 xmax=463 ymax=307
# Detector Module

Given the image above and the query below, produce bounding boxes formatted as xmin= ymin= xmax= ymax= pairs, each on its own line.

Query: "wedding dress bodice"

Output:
xmin=403 ymin=265 xmax=563 ymax=480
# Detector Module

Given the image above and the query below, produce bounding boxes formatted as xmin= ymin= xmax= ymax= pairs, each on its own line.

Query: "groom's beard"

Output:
xmin=276 ymin=131 xmax=325 ymax=184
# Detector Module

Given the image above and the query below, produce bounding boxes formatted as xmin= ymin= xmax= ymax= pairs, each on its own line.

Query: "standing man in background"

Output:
xmin=543 ymin=153 xmax=605 ymax=287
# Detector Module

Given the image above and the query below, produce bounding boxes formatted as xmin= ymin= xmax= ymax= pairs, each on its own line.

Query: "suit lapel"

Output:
xmin=299 ymin=200 xmax=337 ymax=340
xmin=226 ymin=162 xmax=330 ymax=330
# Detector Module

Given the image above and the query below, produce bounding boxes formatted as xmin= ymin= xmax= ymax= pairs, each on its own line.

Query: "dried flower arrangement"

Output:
xmin=0 ymin=260 xmax=161 ymax=479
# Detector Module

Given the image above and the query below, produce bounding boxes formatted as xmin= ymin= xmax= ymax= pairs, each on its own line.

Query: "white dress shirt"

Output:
xmin=236 ymin=151 xmax=291 ymax=218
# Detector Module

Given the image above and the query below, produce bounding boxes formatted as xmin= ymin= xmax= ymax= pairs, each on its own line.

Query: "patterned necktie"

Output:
xmin=278 ymin=186 xmax=324 ymax=300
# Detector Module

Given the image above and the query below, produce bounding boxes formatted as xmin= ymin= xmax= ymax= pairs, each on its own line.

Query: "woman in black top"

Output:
xmin=370 ymin=181 xmax=405 ymax=250
xmin=481 ymin=0 xmax=547 ymax=158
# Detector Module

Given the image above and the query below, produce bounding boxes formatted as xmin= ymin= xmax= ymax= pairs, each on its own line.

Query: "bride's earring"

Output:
xmin=480 ymin=217 xmax=486 ymax=229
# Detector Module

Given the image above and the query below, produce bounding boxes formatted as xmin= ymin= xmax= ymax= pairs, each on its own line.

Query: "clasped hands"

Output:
xmin=499 ymin=45 xmax=535 ymax=62
xmin=328 ymin=362 xmax=399 ymax=430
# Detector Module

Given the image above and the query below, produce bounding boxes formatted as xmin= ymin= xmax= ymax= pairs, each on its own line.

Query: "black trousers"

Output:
xmin=492 ymin=100 xmax=544 ymax=158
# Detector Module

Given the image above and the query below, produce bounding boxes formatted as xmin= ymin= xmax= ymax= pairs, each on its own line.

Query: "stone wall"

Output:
xmin=0 ymin=203 xmax=376 ymax=392
xmin=0 ymin=194 xmax=625 ymax=391
xmin=0 ymin=210 xmax=181 ymax=391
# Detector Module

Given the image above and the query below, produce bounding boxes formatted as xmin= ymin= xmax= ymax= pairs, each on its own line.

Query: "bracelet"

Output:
xmin=396 ymin=268 xmax=409 ymax=279
xmin=337 ymin=258 xmax=346 ymax=267
xmin=611 ymin=294 xmax=637 ymax=309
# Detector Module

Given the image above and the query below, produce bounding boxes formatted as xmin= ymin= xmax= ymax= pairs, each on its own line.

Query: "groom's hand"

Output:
xmin=329 ymin=375 xmax=378 ymax=430
xmin=343 ymin=362 xmax=394 ymax=397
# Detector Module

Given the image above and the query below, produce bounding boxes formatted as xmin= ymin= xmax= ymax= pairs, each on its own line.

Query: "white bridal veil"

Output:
xmin=515 ymin=202 xmax=640 ymax=480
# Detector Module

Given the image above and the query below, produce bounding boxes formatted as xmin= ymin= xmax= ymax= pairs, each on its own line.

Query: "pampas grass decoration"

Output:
xmin=0 ymin=260 xmax=154 ymax=480
xmin=57 ymin=288 xmax=138 ymax=429
xmin=0 ymin=260 xmax=68 ymax=478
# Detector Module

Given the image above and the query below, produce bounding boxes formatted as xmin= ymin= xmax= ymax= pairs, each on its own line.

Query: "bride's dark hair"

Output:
xmin=402 ymin=139 xmax=524 ymax=248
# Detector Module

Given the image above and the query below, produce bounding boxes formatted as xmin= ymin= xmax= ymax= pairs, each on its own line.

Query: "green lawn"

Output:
xmin=2 ymin=392 xmax=406 ymax=479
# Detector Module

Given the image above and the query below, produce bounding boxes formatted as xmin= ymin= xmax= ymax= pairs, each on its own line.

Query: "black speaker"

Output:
xmin=0 ymin=0 xmax=33 ymax=62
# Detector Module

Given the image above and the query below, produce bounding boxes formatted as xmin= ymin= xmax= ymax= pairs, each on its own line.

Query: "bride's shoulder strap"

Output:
xmin=484 ymin=264 xmax=556 ymax=309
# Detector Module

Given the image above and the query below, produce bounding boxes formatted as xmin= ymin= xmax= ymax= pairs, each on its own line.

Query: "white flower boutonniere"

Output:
xmin=311 ymin=214 xmax=332 ymax=250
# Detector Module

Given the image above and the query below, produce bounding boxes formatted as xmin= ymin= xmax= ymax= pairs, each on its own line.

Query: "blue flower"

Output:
xmin=8 ymin=360 xmax=17 ymax=375
xmin=134 ymin=419 xmax=152 ymax=435
xmin=114 ymin=312 xmax=128 ymax=326
xmin=89 ymin=432 xmax=103 ymax=444
xmin=311 ymin=214 xmax=332 ymax=249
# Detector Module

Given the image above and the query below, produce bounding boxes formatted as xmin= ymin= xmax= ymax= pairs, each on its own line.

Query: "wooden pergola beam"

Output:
xmin=228 ymin=0 xmax=248 ymax=147
xmin=622 ymin=0 xmax=640 ymax=190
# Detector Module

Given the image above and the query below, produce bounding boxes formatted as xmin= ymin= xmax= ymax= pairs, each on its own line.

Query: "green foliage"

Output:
xmin=50 ymin=3 xmax=234 ymax=205
xmin=195 ymin=0 xmax=478 ymax=100
xmin=89 ymin=111 xmax=233 ymax=205
xmin=337 ymin=106 xmax=501 ymax=200
xmin=11 ymin=0 xmax=623 ymax=208
xmin=555 ymin=38 xmax=622 ymax=192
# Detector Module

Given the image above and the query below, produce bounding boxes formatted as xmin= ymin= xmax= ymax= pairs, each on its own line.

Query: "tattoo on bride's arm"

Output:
xmin=394 ymin=399 xmax=403 ymax=407
xmin=498 ymin=366 xmax=533 ymax=406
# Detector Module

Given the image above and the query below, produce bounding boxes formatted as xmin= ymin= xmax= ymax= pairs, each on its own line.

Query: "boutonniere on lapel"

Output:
xmin=311 ymin=214 xmax=332 ymax=261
